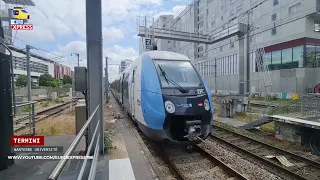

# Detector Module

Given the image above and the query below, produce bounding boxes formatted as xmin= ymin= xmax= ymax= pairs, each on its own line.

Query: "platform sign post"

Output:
xmin=0 ymin=54 xmax=14 ymax=170
xmin=145 ymin=38 xmax=151 ymax=51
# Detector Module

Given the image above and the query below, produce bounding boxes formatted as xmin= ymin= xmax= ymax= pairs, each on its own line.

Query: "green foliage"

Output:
xmin=266 ymin=94 xmax=278 ymax=101
xmin=23 ymin=105 xmax=31 ymax=112
xmin=62 ymin=83 xmax=72 ymax=88
xmin=50 ymin=127 xmax=57 ymax=135
xmin=48 ymin=79 xmax=63 ymax=88
xmin=104 ymin=130 xmax=115 ymax=151
xmin=39 ymin=73 xmax=54 ymax=86
xmin=16 ymin=75 xmax=27 ymax=87
xmin=42 ymin=101 xmax=50 ymax=107
xmin=62 ymin=75 xmax=72 ymax=84
xmin=54 ymin=98 xmax=63 ymax=103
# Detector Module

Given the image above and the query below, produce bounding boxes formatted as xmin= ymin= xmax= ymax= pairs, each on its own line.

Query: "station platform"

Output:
xmin=215 ymin=116 xmax=247 ymax=127
xmin=105 ymin=95 xmax=158 ymax=180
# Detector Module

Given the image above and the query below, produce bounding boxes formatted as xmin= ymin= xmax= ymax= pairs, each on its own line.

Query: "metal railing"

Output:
xmin=267 ymin=94 xmax=320 ymax=117
xmin=12 ymin=101 xmax=36 ymax=135
xmin=300 ymin=94 xmax=320 ymax=117
xmin=48 ymin=105 xmax=101 ymax=180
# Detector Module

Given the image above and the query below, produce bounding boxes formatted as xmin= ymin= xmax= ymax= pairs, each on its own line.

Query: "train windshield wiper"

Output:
xmin=158 ymin=64 xmax=187 ymax=93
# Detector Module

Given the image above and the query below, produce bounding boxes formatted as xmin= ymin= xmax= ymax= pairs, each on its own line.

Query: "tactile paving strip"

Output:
xmin=109 ymin=158 xmax=136 ymax=180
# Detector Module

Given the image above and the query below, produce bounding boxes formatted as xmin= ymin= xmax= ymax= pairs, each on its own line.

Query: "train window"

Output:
xmin=154 ymin=60 xmax=204 ymax=88
xmin=131 ymin=70 xmax=135 ymax=83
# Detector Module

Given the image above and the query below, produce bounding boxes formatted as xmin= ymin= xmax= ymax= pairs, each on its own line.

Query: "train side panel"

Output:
xmin=131 ymin=56 xmax=145 ymax=125
xmin=140 ymin=55 xmax=166 ymax=130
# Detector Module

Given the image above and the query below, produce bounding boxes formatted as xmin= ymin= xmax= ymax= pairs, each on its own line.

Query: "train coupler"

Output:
xmin=184 ymin=120 xmax=202 ymax=141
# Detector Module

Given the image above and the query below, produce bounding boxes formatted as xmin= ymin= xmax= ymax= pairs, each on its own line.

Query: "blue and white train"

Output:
xmin=110 ymin=51 xmax=214 ymax=144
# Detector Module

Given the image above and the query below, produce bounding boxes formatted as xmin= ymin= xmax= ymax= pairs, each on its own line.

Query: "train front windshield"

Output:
xmin=154 ymin=60 xmax=204 ymax=88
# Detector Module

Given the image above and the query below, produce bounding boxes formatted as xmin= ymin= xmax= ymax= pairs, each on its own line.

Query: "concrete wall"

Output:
xmin=203 ymin=67 xmax=320 ymax=95
xmin=15 ymin=87 xmax=71 ymax=100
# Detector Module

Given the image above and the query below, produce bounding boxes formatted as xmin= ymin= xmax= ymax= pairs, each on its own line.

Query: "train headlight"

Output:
xmin=165 ymin=101 xmax=175 ymax=113
xmin=204 ymin=99 xmax=210 ymax=111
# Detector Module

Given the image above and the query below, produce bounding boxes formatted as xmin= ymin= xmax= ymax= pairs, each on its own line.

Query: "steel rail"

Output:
xmin=212 ymin=125 xmax=320 ymax=180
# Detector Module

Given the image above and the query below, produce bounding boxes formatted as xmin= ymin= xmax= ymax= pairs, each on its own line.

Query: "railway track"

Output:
xmin=14 ymin=100 xmax=78 ymax=133
xmin=212 ymin=125 xmax=320 ymax=180
xmin=109 ymin=91 xmax=247 ymax=180
xmin=138 ymin=130 xmax=248 ymax=180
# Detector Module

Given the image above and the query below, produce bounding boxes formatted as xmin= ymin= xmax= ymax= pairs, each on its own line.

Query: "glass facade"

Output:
xmin=195 ymin=44 xmax=320 ymax=77
xmin=263 ymin=45 xmax=320 ymax=71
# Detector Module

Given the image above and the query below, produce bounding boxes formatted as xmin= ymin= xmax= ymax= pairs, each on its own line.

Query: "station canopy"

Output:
xmin=2 ymin=0 xmax=35 ymax=6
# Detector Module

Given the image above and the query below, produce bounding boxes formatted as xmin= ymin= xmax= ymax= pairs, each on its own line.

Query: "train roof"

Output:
xmin=142 ymin=50 xmax=190 ymax=61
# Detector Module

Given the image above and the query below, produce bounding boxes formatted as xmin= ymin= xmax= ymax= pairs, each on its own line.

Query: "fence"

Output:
xmin=48 ymin=105 xmax=101 ymax=180
xmin=12 ymin=101 xmax=36 ymax=135
xmin=267 ymin=94 xmax=320 ymax=117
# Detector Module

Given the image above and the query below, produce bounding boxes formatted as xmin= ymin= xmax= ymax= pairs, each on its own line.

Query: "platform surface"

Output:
xmin=215 ymin=116 xmax=247 ymax=127
xmin=270 ymin=115 xmax=320 ymax=130
xmin=105 ymin=95 xmax=157 ymax=180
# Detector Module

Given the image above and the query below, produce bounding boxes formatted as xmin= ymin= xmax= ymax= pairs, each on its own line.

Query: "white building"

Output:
xmin=118 ymin=59 xmax=133 ymax=74
xmin=148 ymin=0 xmax=320 ymax=94
xmin=8 ymin=46 xmax=55 ymax=85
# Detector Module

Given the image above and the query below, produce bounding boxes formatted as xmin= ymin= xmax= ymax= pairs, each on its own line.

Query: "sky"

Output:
xmin=7 ymin=0 xmax=189 ymax=82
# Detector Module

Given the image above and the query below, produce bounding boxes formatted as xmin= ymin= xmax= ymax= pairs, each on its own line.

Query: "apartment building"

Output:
xmin=118 ymin=59 xmax=133 ymax=74
xmin=155 ymin=0 xmax=320 ymax=94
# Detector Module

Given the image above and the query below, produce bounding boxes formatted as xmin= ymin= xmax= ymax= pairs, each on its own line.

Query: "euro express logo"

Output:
xmin=12 ymin=7 xmax=30 ymax=20
xmin=11 ymin=24 xmax=33 ymax=30
xmin=11 ymin=7 xmax=33 ymax=30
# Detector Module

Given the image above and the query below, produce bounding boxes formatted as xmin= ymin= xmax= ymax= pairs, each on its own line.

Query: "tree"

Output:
xmin=62 ymin=75 xmax=72 ymax=84
xmin=39 ymin=73 xmax=53 ymax=87
xmin=49 ymin=79 xmax=63 ymax=88
xmin=16 ymin=75 xmax=27 ymax=87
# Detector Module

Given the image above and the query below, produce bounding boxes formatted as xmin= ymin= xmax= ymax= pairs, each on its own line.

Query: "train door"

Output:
xmin=130 ymin=68 xmax=136 ymax=117
xmin=121 ymin=73 xmax=125 ymax=104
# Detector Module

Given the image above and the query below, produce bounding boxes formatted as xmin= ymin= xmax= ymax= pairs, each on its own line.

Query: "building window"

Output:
xmin=230 ymin=9 xmax=234 ymax=16
xmin=221 ymin=16 xmax=223 ymax=21
xmin=211 ymin=21 xmax=215 ymax=27
xmin=271 ymin=13 xmax=277 ymax=21
xmin=220 ymin=46 xmax=223 ymax=52
xmin=271 ymin=27 xmax=276 ymax=35
xmin=293 ymin=46 xmax=304 ymax=68
xmin=289 ymin=3 xmax=301 ymax=14
xmin=281 ymin=48 xmax=293 ymax=69
xmin=271 ymin=50 xmax=281 ymax=70
xmin=273 ymin=0 xmax=278 ymax=6
xmin=306 ymin=45 xmax=316 ymax=68
xmin=230 ymin=42 xmax=234 ymax=48
xmin=263 ymin=53 xmax=272 ymax=71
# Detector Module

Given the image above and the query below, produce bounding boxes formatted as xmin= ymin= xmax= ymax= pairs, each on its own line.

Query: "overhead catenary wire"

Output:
xmin=189 ymin=5 xmax=318 ymax=60
xmin=171 ymin=0 xmax=303 ymax=54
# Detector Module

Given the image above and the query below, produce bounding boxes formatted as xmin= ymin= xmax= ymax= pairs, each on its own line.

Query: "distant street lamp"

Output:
xmin=71 ymin=53 xmax=80 ymax=66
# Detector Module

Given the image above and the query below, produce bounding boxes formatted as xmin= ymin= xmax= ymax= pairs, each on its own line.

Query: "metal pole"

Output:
xmin=77 ymin=54 xmax=80 ymax=67
xmin=86 ymin=0 xmax=104 ymax=154
xmin=31 ymin=103 xmax=35 ymax=135
xmin=26 ymin=45 xmax=31 ymax=102
xmin=214 ymin=58 xmax=217 ymax=94
xmin=0 ymin=41 xmax=16 ymax=116
xmin=105 ymin=57 xmax=109 ymax=103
